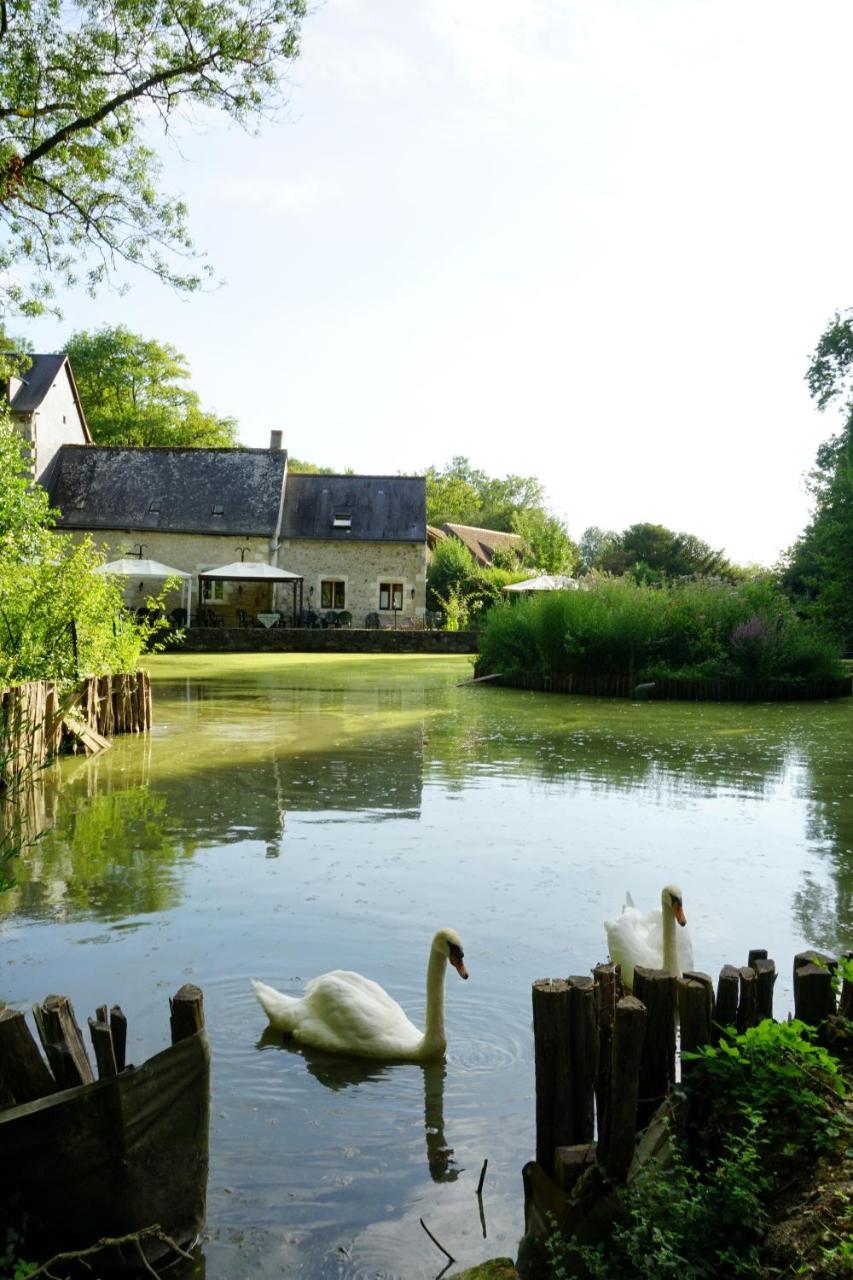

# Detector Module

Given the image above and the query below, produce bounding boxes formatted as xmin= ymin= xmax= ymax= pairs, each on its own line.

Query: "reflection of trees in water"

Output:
xmin=1 ymin=782 xmax=192 ymax=921
xmin=793 ymin=737 xmax=853 ymax=953
xmin=257 ymin=1029 xmax=458 ymax=1183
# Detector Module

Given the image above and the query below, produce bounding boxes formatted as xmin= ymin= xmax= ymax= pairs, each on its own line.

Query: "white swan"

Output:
xmin=604 ymin=885 xmax=693 ymax=991
xmin=251 ymin=928 xmax=468 ymax=1061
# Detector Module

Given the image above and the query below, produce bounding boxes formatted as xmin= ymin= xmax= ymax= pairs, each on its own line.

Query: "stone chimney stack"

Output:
xmin=270 ymin=429 xmax=283 ymax=451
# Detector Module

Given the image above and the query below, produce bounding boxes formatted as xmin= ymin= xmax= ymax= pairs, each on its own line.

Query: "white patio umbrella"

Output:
xmin=198 ymin=562 xmax=304 ymax=625
xmin=95 ymin=557 xmax=192 ymax=624
xmin=503 ymin=574 xmax=580 ymax=592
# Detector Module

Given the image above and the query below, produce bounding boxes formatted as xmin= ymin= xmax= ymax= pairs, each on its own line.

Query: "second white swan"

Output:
xmin=604 ymin=884 xmax=693 ymax=991
xmin=251 ymin=927 xmax=468 ymax=1061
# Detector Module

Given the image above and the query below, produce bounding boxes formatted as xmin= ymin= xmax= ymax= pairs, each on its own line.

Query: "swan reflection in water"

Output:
xmin=256 ymin=1027 xmax=459 ymax=1182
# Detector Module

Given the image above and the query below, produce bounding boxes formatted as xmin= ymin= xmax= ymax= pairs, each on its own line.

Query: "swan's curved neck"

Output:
xmin=422 ymin=947 xmax=447 ymax=1051
xmin=662 ymin=903 xmax=679 ymax=975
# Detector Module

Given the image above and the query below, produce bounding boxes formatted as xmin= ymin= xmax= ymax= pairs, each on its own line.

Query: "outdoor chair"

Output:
xmin=304 ymin=609 xmax=320 ymax=629
xmin=323 ymin=610 xmax=339 ymax=628
xmin=336 ymin=610 xmax=352 ymax=628
xmin=236 ymin=608 xmax=255 ymax=629
xmin=364 ymin=611 xmax=380 ymax=629
xmin=168 ymin=608 xmax=187 ymax=627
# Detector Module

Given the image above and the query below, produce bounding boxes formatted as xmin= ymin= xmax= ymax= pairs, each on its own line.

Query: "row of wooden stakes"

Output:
xmin=0 ymin=984 xmax=204 ymax=1109
xmin=1 ymin=671 xmax=153 ymax=776
xmin=532 ymin=946 xmax=852 ymax=1190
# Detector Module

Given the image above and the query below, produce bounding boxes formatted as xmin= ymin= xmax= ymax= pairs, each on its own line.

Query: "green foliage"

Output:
xmin=547 ymin=1121 xmax=768 ymax=1280
xmin=783 ymin=310 xmax=853 ymax=649
xmin=478 ymin=576 xmax=844 ymax=682
xmin=685 ymin=1020 xmax=847 ymax=1158
xmin=0 ymin=0 xmax=306 ymax=315
xmin=424 ymin=455 xmax=547 ymax=532
xmin=511 ymin=507 xmax=578 ymax=574
xmin=594 ymin=522 xmax=732 ymax=579
xmin=0 ymin=1221 xmax=36 ymax=1278
xmin=426 ymin=536 xmax=528 ymax=629
xmin=65 ymin=326 xmax=238 ymax=447
xmin=0 ymin=411 xmax=157 ymax=683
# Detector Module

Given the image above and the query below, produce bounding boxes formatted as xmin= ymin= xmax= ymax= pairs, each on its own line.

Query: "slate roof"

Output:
xmin=443 ymin=522 xmax=523 ymax=566
xmin=48 ymin=445 xmax=287 ymax=536
xmin=281 ymin=473 xmax=426 ymax=542
xmin=8 ymin=352 xmax=91 ymax=437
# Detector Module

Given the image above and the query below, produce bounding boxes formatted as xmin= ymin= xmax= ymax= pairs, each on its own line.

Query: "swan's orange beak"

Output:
xmin=450 ymin=953 xmax=469 ymax=980
xmin=672 ymin=900 xmax=687 ymax=927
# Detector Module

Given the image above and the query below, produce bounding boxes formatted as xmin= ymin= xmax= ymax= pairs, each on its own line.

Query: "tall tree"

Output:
xmin=66 ymin=326 xmax=238 ymax=446
xmin=783 ymin=311 xmax=853 ymax=646
xmin=0 ymin=0 xmax=305 ymax=316
xmin=596 ymin=522 xmax=730 ymax=579
xmin=424 ymin=456 xmax=546 ymax=531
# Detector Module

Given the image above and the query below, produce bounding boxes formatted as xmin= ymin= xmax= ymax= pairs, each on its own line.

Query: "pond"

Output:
xmin=2 ymin=653 xmax=852 ymax=1278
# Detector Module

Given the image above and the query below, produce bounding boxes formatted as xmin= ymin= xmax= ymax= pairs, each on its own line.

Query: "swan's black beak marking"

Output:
xmin=449 ymin=944 xmax=469 ymax=980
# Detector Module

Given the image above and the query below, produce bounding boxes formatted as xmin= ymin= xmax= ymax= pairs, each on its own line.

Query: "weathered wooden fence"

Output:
xmin=531 ymin=946 xmax=852 ymax=1190
xmin=1 ymin=670 xmax=152 ymax=774
xmin=485 ymin=670 xmax=853 ymax=702
xmin=0 ymin=985 xmax=209 ymax=1272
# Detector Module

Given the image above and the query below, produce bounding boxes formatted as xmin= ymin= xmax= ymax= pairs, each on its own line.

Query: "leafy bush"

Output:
xmin=685 ymin=1019 xmax=847 ymax=1158
xmin=549 ymin=1122 xmax=769 ymax=1280
xmin=478 ymin=576 xmax=844 ymax=683
xmin=0 ymin=411 xmax=159 ymax=686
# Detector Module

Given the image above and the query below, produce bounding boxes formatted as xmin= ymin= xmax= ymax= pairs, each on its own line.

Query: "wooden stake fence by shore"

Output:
xmin=1 ymin=670 xmax=152 ymax=774
xmin=0 ymin=985 xmax=209 ymax=1272
xmin=531 ymin=945 xmax=852 ymax=1196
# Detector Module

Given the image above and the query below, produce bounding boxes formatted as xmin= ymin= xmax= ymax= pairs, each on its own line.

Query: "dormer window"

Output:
xmin=332 ymin=512 xmax=352 ymax=529
xmin=212 ymin=503 xmax=224 ymax=517
xmin=148 ymin=499 xmax=160 ymax=515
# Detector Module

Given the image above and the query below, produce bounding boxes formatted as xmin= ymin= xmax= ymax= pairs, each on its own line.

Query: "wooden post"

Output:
xmin=603 ymin=996 xmax=647 ymax=1182
xmin=110 ymin=1005 xmax=127 ymax=1072
xmin=554 ymin=1143 xmax=597 ymax=1193
xmin=87 ymin=1019 xmax=118 ymax=1079
xmin=677 ymin=972 xmax=714 ymax=1068
xmin=632 ymin=967 xmax=676 ymax=1130
xmin=33 ymin=995 xmax=95 ymax=1089
xmin=713 ymin=964 xmax=740 ymax=1042
xmin=737 ymin=967 xmax=759 ymax=1032
xmin=169 ymin=984 xmax=205 ymax=1045
xmin=747 ymin=949 xmax=768 ymax=967
xmin=568 ymin=975 xmax=598 ymax=1144
xmin=532 ymin=979 xmax=572 ymax=1176
xmin=752 ymin=959 xmax=776 ymax=1020
xmin=592 ymin=962 xmax=620 ymax=1154
xmin=0 ymin=1008 xmax=56 ymax=1103
xmin=794 ymin=964 xmax=835 ymax=1026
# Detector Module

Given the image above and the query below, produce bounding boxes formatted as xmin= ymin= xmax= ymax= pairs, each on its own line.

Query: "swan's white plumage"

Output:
xmin=251 ymin=928 xmax=466 ymax=1061
xmin=604 ymin=887 xmax=693 ymax=991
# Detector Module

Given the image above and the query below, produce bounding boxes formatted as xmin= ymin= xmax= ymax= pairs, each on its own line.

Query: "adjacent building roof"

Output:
xmin=8 ymin=353 xmax=92 ymax=435
xmin=48 ymin=445 xmax=287 ymax=537
xmin=281 ymin=473 xmax=426 ymax=543
xmin=442 ymin=522 xmax=523 ymax=566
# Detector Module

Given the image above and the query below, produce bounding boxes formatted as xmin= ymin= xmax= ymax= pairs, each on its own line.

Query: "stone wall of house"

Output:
xmin=277 ymin=538 xmax=426 ymax=625
xmin=28 ymin=370 xmax=89 ymax=482
xmin=66 ymin=527 xmax=427 ymax=624
xmin=65 ymin=528 xmax=275 ymax=617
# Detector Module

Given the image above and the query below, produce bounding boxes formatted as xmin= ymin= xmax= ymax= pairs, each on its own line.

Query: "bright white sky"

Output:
xmin=23 ymin=0 xmax=853 ymax=565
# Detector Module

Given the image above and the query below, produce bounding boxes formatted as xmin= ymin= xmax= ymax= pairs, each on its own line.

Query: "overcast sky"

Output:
xmin=23 ymin=0 xmax=853 ymax=565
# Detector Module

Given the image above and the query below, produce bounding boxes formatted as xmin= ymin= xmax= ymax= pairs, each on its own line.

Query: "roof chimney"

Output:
xmin=270 ymin=429 xmax=283 ymax=451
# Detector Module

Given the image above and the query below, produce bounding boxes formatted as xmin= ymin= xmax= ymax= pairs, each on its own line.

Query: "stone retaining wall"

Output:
xmin=175 ymin=627 xmax=478 ymax=654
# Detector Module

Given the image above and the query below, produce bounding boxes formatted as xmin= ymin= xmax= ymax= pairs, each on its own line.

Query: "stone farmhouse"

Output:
xmin=16 ymin=354 xmax=427 ymax=626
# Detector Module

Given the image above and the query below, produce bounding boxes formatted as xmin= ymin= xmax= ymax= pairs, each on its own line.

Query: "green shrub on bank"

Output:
xmin=478 ymin=576 xmax=844 ymax=683
xmin=0 ymin=411 xmax=159 ymax=686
